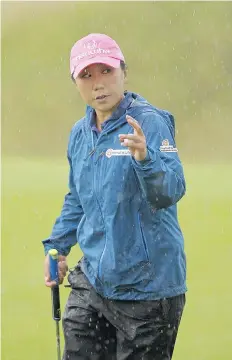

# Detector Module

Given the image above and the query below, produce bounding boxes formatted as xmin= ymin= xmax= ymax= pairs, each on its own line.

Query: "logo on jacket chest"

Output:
xmin=105 ymin=148 xmax=131 ymax=158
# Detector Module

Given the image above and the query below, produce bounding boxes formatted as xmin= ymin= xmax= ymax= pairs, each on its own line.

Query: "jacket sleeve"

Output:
xmin=131 ymin=113 xmax=186 ymax=209
xmin=42 ymin=130 xmax=84 ymax=256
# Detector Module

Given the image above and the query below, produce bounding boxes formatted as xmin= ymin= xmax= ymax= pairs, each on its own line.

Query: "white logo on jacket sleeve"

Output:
xmin=159 ymin=139 xmax=178 ymax=152
xmin=106 ymin=148 xmax=131 ymax=158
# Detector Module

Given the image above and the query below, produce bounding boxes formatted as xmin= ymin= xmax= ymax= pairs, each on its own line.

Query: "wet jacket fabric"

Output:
xmin=42 ymin=91 xmax=187 ymax=300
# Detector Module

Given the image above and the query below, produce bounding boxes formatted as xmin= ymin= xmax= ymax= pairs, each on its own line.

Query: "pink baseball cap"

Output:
xmin=70 ymin=33 xmax=125 ymax=80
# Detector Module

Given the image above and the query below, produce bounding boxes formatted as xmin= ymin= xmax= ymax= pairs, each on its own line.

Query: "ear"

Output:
xmin=124 ymin=70 xmax=128 ymax=84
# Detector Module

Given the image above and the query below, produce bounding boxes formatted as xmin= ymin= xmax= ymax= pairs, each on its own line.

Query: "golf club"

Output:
xmin=49 ymin=249 xmax=61 ymax=360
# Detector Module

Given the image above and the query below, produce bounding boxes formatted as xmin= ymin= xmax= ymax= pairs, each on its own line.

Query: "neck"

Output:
xmin=95 ymin=95 xmax=124 ymax=130
xmin=95 ymin=110 xmax=113 ymax=127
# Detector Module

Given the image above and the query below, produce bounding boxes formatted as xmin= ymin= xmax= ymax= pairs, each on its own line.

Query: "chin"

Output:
xmin=96 ymin=103 xmax=116 ymax=112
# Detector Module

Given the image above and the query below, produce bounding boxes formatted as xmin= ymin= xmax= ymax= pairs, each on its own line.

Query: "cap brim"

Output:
xmin=73 ymin=56 xmax=121 ymax=79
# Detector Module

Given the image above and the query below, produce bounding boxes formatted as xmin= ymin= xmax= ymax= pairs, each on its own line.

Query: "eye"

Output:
xmin=102 ymin=68 xmax=112 ymax=74
xmin=79 ymin=69 xmax=91 ymax=78
xmin=81 ymin=72 xmax=91 ymax=78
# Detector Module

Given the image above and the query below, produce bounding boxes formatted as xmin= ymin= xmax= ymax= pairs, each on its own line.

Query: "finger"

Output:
xmin=122 ymin=139 xmax=145 ymax=149
xmin=45 ymin=278 xmax=57 ymax=288
xmin=58 ymin=257 xmax=68 ymax=272
xmin=59 ymin=268 xmax=68 ymax=277
xmin=44 ymin=256 xmax=51 ymax=281
xmin=58 ymin=255 xmax=66 ymax=262
xmin=59 ymin=277 xmax=64 ymax=285
xmin=59 ymin=261 xmax=68 ymax=272
xmin=58 ymin=276 xmax=64 ymax=285
xmin=58 ymin=269 xmax=65 ymax=284
xmin=126 ymin=116 xmax=144 ymax=135
xmin=118 ymin=134 xmax=141 ymax=143
xmin=59 ymin=267 xmax=65 ymax=275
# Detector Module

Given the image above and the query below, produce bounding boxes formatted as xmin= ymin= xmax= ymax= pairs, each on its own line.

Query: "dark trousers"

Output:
xmin=62 ymin=264 xmax=186 ymax=360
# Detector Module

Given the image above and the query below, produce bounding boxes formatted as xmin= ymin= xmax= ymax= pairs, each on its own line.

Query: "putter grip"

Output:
xmin=49 ymin=249 xmax=59 ymax=282
xmin=48 ymin=249 xmax=61 ymax=321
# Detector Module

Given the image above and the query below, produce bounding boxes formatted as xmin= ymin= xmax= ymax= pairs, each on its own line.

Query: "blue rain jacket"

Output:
xmin=43 ymin=91 xmax=187 ymax=300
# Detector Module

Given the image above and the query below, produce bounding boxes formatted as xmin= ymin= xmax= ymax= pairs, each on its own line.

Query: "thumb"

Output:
xmin=44 ymin=260 xmax=57 ymax=287
xmin=58 ymin=255 xmax=66 ymax=262
xmin=44 ymin=254 xmax=54 ymax=282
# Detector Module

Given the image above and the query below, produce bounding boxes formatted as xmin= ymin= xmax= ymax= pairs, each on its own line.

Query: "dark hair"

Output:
xmin=71 ymin=60 xmax=128 ymax=83
xmin=120 ymin=60 xmax=127 ymax=72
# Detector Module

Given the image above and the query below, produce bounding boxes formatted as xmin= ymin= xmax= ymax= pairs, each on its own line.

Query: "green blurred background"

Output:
xmin=1 ymin=1 xmax=232 ymax=359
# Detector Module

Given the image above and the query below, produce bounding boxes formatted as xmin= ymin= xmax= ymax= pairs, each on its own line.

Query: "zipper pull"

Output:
xmin=94 ymin=151 xmax=105 ymax=164
xmin=84 ymin=148 xmax=96 ymax=161
xmin=88 ymin=148 xmax=95 ymax=157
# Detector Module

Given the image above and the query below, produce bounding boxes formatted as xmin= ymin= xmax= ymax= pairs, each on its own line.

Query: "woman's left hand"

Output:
xmin=119 ymin=115 xmax=147 ymax=162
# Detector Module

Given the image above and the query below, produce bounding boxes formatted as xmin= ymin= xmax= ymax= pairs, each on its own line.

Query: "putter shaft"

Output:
xmin=56 ymin=320 xmax=61 ymax=360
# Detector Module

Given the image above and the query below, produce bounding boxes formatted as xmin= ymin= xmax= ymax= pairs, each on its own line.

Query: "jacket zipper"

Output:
xmin=138 ymin=212 xmax=149 ymax=262
xmin=89 ymin=129 xmax=106 ymax=281
xmin=94 ymin=153 xmax=107 ymax=280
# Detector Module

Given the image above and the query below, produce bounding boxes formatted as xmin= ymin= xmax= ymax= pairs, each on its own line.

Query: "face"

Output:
xmin=75 ymin=63 xmax=126 ymax=116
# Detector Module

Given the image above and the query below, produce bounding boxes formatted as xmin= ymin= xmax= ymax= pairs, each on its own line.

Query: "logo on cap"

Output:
xmin=84 ymin=40 xmax=97 ymax=50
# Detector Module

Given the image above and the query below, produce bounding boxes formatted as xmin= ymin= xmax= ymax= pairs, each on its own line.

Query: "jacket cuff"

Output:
xmin=42 ymin=239 xmax=68 ymax=256
xmin=132 ymin=146 xmax=156 ymax=169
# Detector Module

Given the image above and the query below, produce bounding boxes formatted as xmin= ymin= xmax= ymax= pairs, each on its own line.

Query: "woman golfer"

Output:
xmin=43 ymin=33 xmax=187 ymax=359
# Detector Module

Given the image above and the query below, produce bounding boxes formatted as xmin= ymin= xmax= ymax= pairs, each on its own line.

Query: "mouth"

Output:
xmin=95 ymin=95 xmax=109 ymax=100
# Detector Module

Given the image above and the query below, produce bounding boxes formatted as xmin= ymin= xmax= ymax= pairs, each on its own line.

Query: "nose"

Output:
xmin=92 ymin=73 xmax=104 ymax=91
